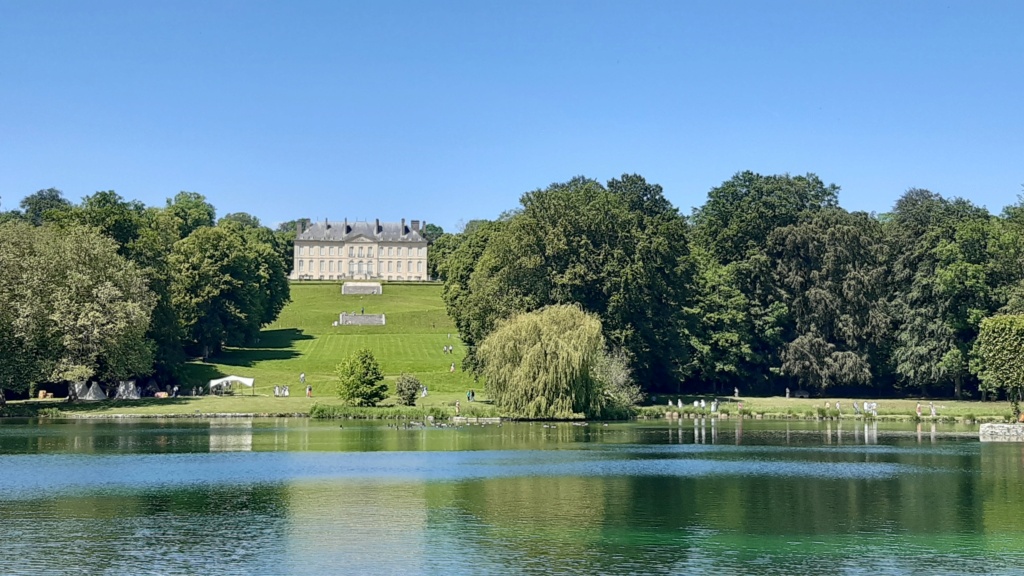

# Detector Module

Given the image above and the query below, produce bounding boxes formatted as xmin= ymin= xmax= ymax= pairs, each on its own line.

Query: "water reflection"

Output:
xmin=0 ymin=419 xmax=1019 ymax=575
xmin=209 ymin=419 xmax=253 ymax=452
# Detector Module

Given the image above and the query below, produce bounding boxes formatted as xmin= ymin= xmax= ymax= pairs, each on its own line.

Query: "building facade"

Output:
xmin=291 ymin=218 xmax=429 ymax=281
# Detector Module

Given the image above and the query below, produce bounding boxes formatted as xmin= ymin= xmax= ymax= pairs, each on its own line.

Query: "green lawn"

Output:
xmin=181 ymin=282 xmax=481 ymax=399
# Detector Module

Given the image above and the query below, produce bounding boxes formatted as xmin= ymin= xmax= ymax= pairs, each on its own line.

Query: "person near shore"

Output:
xmin=455 ymin=401 xmax=460 ymax=415
xmin=734 ymin=387 xmax=739 ymax=398
xmin=853 ymin=401 xmax=860 ymax=415
xmin=306 ymin=384 xmax=312 ymax=398
xmin=300 ymin=372 xmax=305 ymax=385
xmin=700 ymin=399 xmax=706 ymax=411
xmin=916 ymin=402 xmax=922 ymax=418
xmin=785 ymin=387 xmax=790 ymax=398
xmin=930 ymin=402 xmax=936 ymax=418
xmin=450 ymin=362 xmax=455 ymax=372
xmin=835 ymin=401 xmax=841 ymax=413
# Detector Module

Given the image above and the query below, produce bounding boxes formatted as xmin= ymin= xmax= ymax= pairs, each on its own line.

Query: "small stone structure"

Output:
xmin=338 ymin=312 xmax=386 ymax=326
xmin=979 ymin=423 xmax=1024 ymax=442
xmin=342 ymin=282 xmax=382 ymax=295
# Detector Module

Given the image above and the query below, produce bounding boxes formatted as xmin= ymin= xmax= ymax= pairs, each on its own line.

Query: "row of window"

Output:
xmin=299 ymin=245 xmax=425 ymax=257
xmin=297 ymin=260 xmax=424 ymax=274
xmin=299 ymin=275 xmax=423 ymax=281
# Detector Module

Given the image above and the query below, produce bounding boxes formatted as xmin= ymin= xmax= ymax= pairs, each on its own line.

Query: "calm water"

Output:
xmin=1 ymin=418 xmax=1021 ymax=575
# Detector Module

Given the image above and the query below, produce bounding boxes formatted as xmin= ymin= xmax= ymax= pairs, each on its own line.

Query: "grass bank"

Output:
xmin=177 ymin=282 xmax=479 ymax=396
xmin=639 ymin=396 xmax=1021 ymax=424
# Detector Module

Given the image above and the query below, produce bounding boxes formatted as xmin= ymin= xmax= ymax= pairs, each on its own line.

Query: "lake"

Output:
xmin=1 ymin=417 xmax=1021 ymax=575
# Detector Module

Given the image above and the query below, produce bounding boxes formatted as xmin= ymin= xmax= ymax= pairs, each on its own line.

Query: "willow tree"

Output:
xmin=974 ymin=315 xmax=1024 ymax=416
xmin=479 ymin=305 xmax=605 ymax=419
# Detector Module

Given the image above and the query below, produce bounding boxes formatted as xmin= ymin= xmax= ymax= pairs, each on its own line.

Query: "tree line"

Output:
xmin=0 ymin=189 xmax=292 ymax=405
xmin=433 ymin=172 xmax=1024 ymax=406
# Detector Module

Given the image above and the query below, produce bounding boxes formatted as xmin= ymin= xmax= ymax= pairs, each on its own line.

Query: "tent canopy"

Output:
xmin=208 ymin=376 xmax=255 ymax=388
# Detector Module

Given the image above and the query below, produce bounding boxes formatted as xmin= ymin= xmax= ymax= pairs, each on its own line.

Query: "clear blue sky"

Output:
xmin=2 ymin=0 xmax=1021 ymax=231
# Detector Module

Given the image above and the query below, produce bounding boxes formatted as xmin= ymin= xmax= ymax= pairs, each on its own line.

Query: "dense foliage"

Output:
xmin=975 ymin=315 xmax=1024 ymax=414
xmin=395 ymin=373 xmax=422 ymax=406
xmin=479 ymin=305 xmax=607 ymax=419
xmin=437 ymin=172 xmax=1024 ymax=407
xmin=336 ymin=348 xmax=387 ymax=406
xmin=0 ymin=189 xmax=290 ymax=403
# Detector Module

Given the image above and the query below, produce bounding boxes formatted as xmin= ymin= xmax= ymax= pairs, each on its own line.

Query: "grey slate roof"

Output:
xmin=296 ymin=221 xmax=425 ymax=243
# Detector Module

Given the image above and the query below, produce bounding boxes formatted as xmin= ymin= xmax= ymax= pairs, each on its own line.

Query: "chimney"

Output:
xmin=401 ymin=218 xmax=406 ymax=235
xmin=375 ymin=218 xmax=380 ymax=235
xmin=411 ymin=219 xmax=420 ymax=232
xmin=344 ymin=218 xmax=349 ymax=235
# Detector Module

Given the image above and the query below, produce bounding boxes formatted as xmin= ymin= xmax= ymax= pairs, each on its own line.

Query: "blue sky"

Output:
xmin=2 ymin=0 xmax=1021 ymax=231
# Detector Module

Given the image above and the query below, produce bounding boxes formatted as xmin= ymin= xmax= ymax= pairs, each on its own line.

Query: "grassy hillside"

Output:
xmin=182 ymin=283 xmax=480 ymax=400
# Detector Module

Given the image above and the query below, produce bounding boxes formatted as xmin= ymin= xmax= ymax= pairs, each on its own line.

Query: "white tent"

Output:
xmin=114 ymin=380 xmax=140 ymax=400
xmin=81 ymin=382 xmax=107 ymax=401
xmin=70 ymin=381 xmax=88 ymax=400
xmin=208 ymin=375 xmax=256 ymax=396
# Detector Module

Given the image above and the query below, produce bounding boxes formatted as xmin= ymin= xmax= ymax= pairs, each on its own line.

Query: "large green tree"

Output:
xmin=0 ymin=222 xmax=155 ymax=402
xmin=444 ymin=175 xmax=694 ymax=390
xmin=169 ymin=222 xmax=289 ymax=357
xmin=689 ymin=172 xmax=839 ymax=394
xmin=479 ymin=305 xmax=606 ymax=419
xmin=769 ymin=208 xmax=891 ymax=394
xmin=887 ymin=189 xmax=993 ymax=397
xmin=166 ymin=191 xmax=216 ymax=239
xmin=974 ymin=314 xmax=1024 ymax=413
xmin=19 ymin=188 xmax=71 ymax=226
xmin=336 ymin=348 xmax=386 ymax=406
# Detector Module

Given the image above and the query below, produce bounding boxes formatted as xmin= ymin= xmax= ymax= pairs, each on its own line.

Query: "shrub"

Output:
xmin=37 ymin=407 xmax=62 ymax=418
xmin=395 ymin=373 xmax=422 ymax=406
xmin=336 ymin=348 xmax=387 ymax=406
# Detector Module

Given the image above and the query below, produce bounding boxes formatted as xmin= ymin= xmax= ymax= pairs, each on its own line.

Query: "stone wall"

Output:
xmin=339 ymin=313 xmax=386 ymax=326
xmin=979 ymin=423 xmax=1024 ymax=442
xmin=342 ymin=282 xmax=382 ymax=295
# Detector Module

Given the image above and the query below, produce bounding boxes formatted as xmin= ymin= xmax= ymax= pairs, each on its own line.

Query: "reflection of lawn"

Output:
xmin=180 ymin=283 xmax=479 ymax=399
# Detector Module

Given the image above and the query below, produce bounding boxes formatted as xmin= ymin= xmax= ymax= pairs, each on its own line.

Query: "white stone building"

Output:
xmin=292 ymin=218 xmax=429 ymax=281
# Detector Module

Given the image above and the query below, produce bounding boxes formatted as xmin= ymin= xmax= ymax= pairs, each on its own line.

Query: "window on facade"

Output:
xmin=388 ymin=261 xmax=393 ymax=272
xmin=319 ymin=261 xmax=324 ymax=272
xmin=419 ymin=247 xmax=424 ymax=256
xmin=388 ymin=247 xmax=393 ymax=256
xmin=349 ymin=247 xmax=354 ymax=257
xmin=367 ymin=247 xmax=373 ymax=257
xmin=417 ymin=261 xmax=423 ymax=272
xmin=358 ymin=261 xmax=364 ymax=274
xmin=408 ymin=261 xmax=412 ymax=273
xmin=298 ymin=260 xmax=304 ymax=271
xmin=329 ymin=261 xmax=334 ymax=272
xmin=397 ymin=261 xmax=402 ymax=271
xmin=357 ymin=247 xmax=363 ymax=257
xmin=300 ymin=245 xmax=307 ymax=256
xmin=329 ymin=246 xmax=335 ymax=256
xmin=349 ymin=261 xmax=355 ymax=274
xmin=308 ymin=260 xmax=313 ymax=272
xmin=367 ymin=262 xmax=374 ymax=274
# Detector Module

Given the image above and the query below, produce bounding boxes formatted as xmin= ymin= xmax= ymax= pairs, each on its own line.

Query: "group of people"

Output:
xmin=916 ymin=401 xmax=938 ymax=418
xmin=668 ymin=397 xmax=720 ymax=413
xmin=274 ymin=386 xmax=292 ymax=397
xmin=852 ymin=401 xmax=878 ymax=417
xmin=442 ymin=345 xmax=454 ymax=354
xmin=466 ymin=390 xmax=476 ymax=402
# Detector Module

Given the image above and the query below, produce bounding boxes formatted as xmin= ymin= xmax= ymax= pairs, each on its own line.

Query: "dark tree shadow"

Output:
xmin=212 ymin=349 xmax=302 ymax=367
xmin=250 ymin=329 xmax=313 ymax=349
